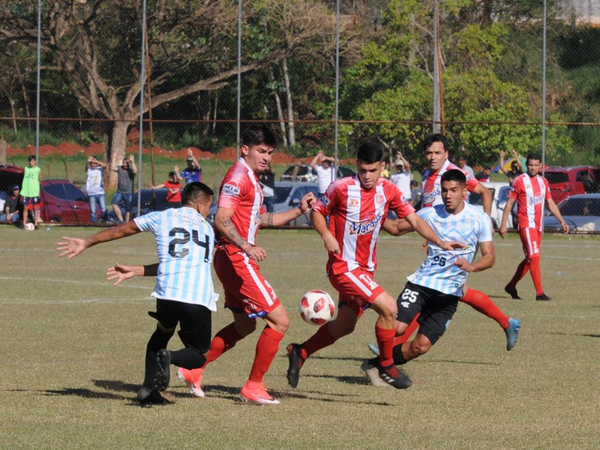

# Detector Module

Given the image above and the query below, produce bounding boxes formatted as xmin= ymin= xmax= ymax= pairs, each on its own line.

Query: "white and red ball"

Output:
xmin=24 ymin=223 xmax=35 ymax=231
xmin=299 ymin=290 xmax=336 ymax=326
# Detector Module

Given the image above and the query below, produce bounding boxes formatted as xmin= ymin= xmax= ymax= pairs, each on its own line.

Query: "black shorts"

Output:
xmin=396 ymin=281 xmax=460 ymax=345
xmin=154 ymin=299 xmax=212 ymax=354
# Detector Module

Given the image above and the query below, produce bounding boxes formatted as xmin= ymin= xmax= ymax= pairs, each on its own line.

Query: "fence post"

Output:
xmin=0 ymin=139 xmax=6 ymax=164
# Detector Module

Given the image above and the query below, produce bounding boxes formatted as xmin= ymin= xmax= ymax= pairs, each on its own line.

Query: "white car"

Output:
xmin=468 ymin=181 xmax=514 ymax=229
xmin=544 ymin=193 xmax=600 ymax=233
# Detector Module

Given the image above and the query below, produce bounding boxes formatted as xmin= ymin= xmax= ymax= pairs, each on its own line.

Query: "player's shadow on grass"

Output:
xmin=42 ymin=387 xmax=129 ymax=400
xmin=305 ymin=373 xmax=372 ymax=386
xmin=551 ymin=332 xmax=600 ymax=338
xmin=281 ymin=354 xmax=364 ymax=363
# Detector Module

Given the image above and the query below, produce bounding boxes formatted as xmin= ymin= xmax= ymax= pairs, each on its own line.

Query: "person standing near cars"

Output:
xmin=86 ymin=156 xmax=108 ymax=223
xmin=390 ymin=151 xmax=412 ymax=201
xmin=111 ymin=155 xmax=137 ymax=222
xmin=21 ymin=155 xmax=42 ymax=229
xmin=311 ymin=151 xmax=335 ymax=196
xmin=152 ymin=168 xmax=182 ymax=209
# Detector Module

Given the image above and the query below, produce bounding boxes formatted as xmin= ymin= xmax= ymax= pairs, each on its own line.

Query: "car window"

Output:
xmin=545 ymin=172 xmax=569 ymax=184
xmin=283 ymin=166 xmax=309 ymax=176
xmin=42 ymin=184 xmax=66 ymax=199
xmin=290 ymin=186 xmax=319 ymax=202
xmin=559 ymin=198 xmax=600 ymax=216
xmin=497 ymin=186 xmax=510 ymax=202
xmin=43 ymin=183 xmax=87 ymax=201
xmin=337 ymin=167 xmax=355 ymax=178
xmin=274 ymin=186 xmax=292 ymax=204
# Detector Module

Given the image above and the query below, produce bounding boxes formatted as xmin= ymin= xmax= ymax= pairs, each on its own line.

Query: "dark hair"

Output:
xmin=526 ymin=153 xmax=542 ymax=164
xmin=410 ymin=180 xmax=419 ymax=187
xmin=423 ymin=134 xmax=449 ymax=153
xmin=168 ymin=171 xmax=177 ymax=178
xmin=484 ymin=166 xmax=491 ymax=171
xmin=242 ymin=124 xmax=278 ymax=148
xmin=182 ymin=182 xmax=214 ymax=206
xmin=458 ymin=156 xmax=466 ymax=162
xmin=356 ymin=140 xmax=383 ymax=164
xmin=28 ymin=155 xmax=36 ymax=162
xmin=441 ymin=169 xmax=466 ymax=186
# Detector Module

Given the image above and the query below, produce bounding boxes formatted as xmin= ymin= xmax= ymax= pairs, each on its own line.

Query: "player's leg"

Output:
xmin=33 ymin=202 xmax=40 ymax=226
xmin=111 ymin=192 xmax=124 ymax=222
xmin=528 ymin=230 xmax=549 ymax=300
xmin=506 ymin=228 xmax=535 ymax=298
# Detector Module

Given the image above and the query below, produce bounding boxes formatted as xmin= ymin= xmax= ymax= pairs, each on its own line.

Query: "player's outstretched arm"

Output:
xmin=107 ymin=262 xmax=158 ymax=286
xmin=472 ymin=183 xmax=493 ymax=216
xmin=56 ymin=221 xmax=141 ymax=259
xmin=546 ymin=198 xmax=570 ymax=234
xmin=498 ymin=197 xmax=516 ymax=239
xmin=262 ymin=192 xmax=316 ymax=227
xmin=454 ymin=241 xmax=495 ymax=273
xmin=382 ymin=218 xmax=414 ymax=236
xmin=215 ymin=206 xmax=267 ymax=261
xmin=404 ymin=212 xmax=465 ymax=250
xmin=311 ymin=209 xmax=340 ymax=254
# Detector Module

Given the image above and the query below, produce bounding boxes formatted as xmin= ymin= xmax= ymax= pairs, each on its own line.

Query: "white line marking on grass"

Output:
xmin=0 ymin=275 xmax=152 ymax=290
xmin=0 ymin=297 xmax=151 ymax=304
xmin=544 ymin=255 xmax=600 ymax=261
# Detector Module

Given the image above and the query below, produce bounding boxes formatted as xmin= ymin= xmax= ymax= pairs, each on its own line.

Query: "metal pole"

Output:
xmin=541 ymin=0 xmax=547 ymax=175
xmin=432 ymin=0 xmax=441 ymax=134
xmin=137 ymin=0 xmax=148 ymax=216
xmin=333 ymin=0 xmax=340 ymax=178
xmin=236 ymin=0 xmax=242 ymax=159
xmin=35 ymin=0 xmax=42 ymax=161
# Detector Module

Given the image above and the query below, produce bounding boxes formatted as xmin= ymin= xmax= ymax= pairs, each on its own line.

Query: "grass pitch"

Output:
xmin=0 ymin=226 xmax=599 ymax=449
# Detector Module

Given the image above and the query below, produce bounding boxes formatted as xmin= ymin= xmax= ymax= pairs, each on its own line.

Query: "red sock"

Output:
xmin=393 ymin=314 xmax=421 ymax=346
xmin=375 ymin=326 xmax=395 ymax=367
xmin=248 ymin=326 xmax=284 ymax=384
xmin=530 ymin=257 xmax=544 ymax=295
xmin=508 ymin=259 xmax=530 ymax=288
xmin=462 ymin=289 xmax=509 ymax=330
xmin=187 ymin=323 xmax=244 ymax=380
xmin=301 ymin=324 xmax=337 ymax=359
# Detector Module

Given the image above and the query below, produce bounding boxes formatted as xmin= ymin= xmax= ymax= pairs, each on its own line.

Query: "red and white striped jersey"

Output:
xmin=313 ymin=176 xmax=415 ymax=275
xmin=421 ymin=159 xmax=480 ymax=208
xmin=509 ymin=173 xmax=551 ymax=231
xmin=217 ymin=158 xmax=263 ymax=252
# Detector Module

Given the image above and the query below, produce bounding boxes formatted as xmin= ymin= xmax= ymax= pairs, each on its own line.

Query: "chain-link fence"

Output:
xmin=1 ymin=1 xmax=599 ymax=230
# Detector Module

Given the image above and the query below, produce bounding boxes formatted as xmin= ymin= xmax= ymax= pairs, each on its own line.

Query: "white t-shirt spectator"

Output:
xmin=316 ymin=165 xmax=335 ymax=194
xmin=86 ymin=167 xmax=105 ymax=196
xmin=390 ymin=170 xmax=412 ymax=201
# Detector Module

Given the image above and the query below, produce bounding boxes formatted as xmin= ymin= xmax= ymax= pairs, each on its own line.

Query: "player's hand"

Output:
xmin=437 ymin=240 xmax=465 ymax=251
xmin=107 ymin=263 xmax=136 ymax=286
xmin=561 ymin=221 xmax=570 ymax=234
xmin=499 ymin=150 xmax=505 ymax=159
xmin=174 ymin=165 xmax=180 ymax=172
xmin=187 ymin=148 xmax=193 ymax=157
xmin=323 ymin=233 xmax=341 ymax=255
xmin=511 ymin=149 xmax=518 ymax=159
xmin=499 ymin=225 xmax=508 ymax=239
xmin=299 ymin=192 xmax=316 ymax=214
xmin=245 ymin=245 xmax=267 ymax=262
xmin=56 ymin=237 xmax=88 ymax=259
xmin=454 ymin=258 xmax=475 ymax=272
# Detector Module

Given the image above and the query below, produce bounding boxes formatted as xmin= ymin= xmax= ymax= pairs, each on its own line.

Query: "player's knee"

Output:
xmin=395 ymin=321 xmax=408 ymax=336
xmin=271 ymin=314 xmax=290 ymax=334
xmin=411 ymin=337 xmax=432 ymax=356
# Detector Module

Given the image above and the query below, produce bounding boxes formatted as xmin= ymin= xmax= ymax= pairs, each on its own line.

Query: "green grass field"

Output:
xmin=0 ymin=227 xmax=599 ymax=449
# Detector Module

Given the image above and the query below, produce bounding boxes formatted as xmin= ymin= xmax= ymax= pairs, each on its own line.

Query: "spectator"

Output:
xmin=111 ymin=155 xmax=137 ymax=222
xmin=457 ymin=156 xmax=475 ymax=179
xmin=21 ymin=155 xmax=42 ymax=229
xmin=409 ymin=179 xmax=422 ymax=210
xmin=151 ymin=167 xmax=182 ymax=208
xmin=380 ymin=158 xmax=390 ymax=179
xmin=390 ymin=151 xmax=412 ymax=201
xmin=1 ymin=185 xmax=23 ymax=223
xmin=311 ymin=151 xmax=335 ymax=195
xmin=476 ymin=166 xmax=492 ymax=182
xmin=86 ymin=156 xmax=108 ymax=222
xmin=499 ymin=149 xmax=523 ymax=181
xmin=180 ymin=149 xmax=202 ymax=184
xmin=258 ymin=161 xmax=276 ymax=212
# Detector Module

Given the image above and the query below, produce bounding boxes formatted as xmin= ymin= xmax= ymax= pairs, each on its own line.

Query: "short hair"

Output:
xmin=441 ymin=169 xmax=466 ymax=186
xmin=182 ymin=182 xmax=214 ymax=206
xmin=410 ymin=180 xmax=419 ymax=188
xmin=28 ymin=155 xmax=36 ymax=162
xmin=168 ymin=171 xmax=177 ymax=178
xmin=526 ymin=153 xmax=542 ymax=164
xmin=458 ymin=156 xmax=466 ymax=162
xmin=423 ymin=134 xmax=449 ymax=153
xmin=242 ymin=124 xmax=277 ymax=148
xmin=484 ymin=166 xmax=491 ymax=171
xmin=356 ymin=140 xmax=383 ymax=164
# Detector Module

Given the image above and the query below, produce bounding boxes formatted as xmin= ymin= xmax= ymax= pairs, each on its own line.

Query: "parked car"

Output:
xmin=280 ymin=164 xmax=355 ymax=182
xmin=544 ymin=166 xmax=600 ymax=204
xmin=0 ymin=164 xmax=91 ymax=223
xmin=108 ymin=188 xmax=178 ymax=221
xmin=544 ymin=193 xmax=600 ymax=233
xmin=468 ymin=181 xmax=514 ymax=229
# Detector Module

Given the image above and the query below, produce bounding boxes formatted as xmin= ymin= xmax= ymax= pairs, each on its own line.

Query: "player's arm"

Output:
xmin=454 ymin=241 xmax=495 ymax=273
xmin=151 ymin=183 xmax=165 ymax=190
xmin=128 ymin=154 xmax=138 ymax=174
xmin=215 ymin=206 xmax=267 ymax=261
xmin=545 ymin=198 xmax=570 ymax=234
xmin=107 ymin=262 xmax=158 ymax=286
xmin=471 ymin=183 xmax=492 ymax=216
xmin=57 ymin=220 xmax=141 ymax=259
xmin=499 ymin=150 xmax=508 ymax=175
xmin=511 ymin=149 xmax=523 ymax=172
xmin=382 ymin=218 xmax=414 ymax=236
xmin=403 ymin=212 xmax=464 ymax=250
xmin=260 ymin=192 xmax=316 ymax=227
xmin=311 ymin=208 xmax=340 ymax=254
xmin=499 ymin=197 xmax=516 ymax=238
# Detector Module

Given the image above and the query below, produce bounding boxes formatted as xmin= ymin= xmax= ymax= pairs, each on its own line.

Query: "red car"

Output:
xmin=544 ymin=166 xmax=600 ymax=204
xmin=0 ymin=164 xmax=92 ymax=223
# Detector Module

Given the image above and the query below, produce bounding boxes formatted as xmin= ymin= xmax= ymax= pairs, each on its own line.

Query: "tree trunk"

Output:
xmin=282 ymin=59 xmax=296 ymax=147
xmin=269 ymin=68 xmax=288 ymax=147
xmin=103 ymin=120 xmax=130 ymax=188
xmin=9 ymin=97 xmax=18 ymax=136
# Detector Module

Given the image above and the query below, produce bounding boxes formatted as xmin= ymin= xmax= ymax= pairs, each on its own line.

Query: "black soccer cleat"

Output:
xmin=377 ymin=362 xmax=412 ymax=389
xmin=535 ymin=293 xmax=551 ymax=301
xmin=505 ymin=285 xmax=522 ymax=300
xmin=286 ymin=343 xmax=305 ymax=388
xmin=137 ymin=387 xmax=170 ymax=405
xmin=155 ymin=349 xmax=171 ymax=392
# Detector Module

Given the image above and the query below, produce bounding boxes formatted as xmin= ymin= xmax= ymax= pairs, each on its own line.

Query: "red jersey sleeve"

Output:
xmin=466 ymin=177 xmax=480 ymax=193
xmin=385 ymin=182 xmax=415 ymax=219
xmin=218 ymin=171 xmax=247 ymax=210
xmin=509 ymin=177 xmax=523 ymax=200
xmin=313 ymin=180 xmax=340 ymax=216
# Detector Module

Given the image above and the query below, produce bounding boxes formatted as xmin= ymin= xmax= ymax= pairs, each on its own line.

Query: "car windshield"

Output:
xmin=283 ymin=166 xmax=309 ymax=176
xmin=469 ymin=188 xmax=495 ymax=206
xmin=43 ymin=183 xmax=87 ymax=201
xmin=498 ymin=186 xmax=511 ymax=203
xmin=559 ymin=198 xmax=600 ymax=216
xmin=274 ymin=186 xmax=292 ymax=204
xmin=546 ymin=172 xmax=569 ymax=184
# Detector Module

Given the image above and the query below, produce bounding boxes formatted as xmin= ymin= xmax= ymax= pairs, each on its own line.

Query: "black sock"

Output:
xmin=142 ymin=326 xmax=174 ymax=389
xmin=393 ymin=344 xmax=407 ymax=365
xmin=170 ymin=348 xmax=207 ymax=370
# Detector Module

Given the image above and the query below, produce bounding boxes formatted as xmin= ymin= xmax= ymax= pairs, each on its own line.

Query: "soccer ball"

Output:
xmin=24 ymin=223 xmax=35 ymax=231
xmin=299 ymin=290 xmax=336 ymax=326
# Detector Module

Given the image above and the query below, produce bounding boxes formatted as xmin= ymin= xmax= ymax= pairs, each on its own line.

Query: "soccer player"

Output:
xmin=57 ymin=182 xmax=217 ymax=405
xmin=177 ymin=124 xmax=315 ymax=405
xmin=499 ymin=153 xmax=569 ymax=300
xmin=364 ymin=170 xmax=495 ymax=385
xmin=417 ymin=134 xmax=520 ymax=350
xmin=285 ymin=140 xmax=463 ymax=390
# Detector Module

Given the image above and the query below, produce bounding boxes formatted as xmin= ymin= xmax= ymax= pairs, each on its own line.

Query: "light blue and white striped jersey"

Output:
xmin=134 ymin=207 xmax=218 ymax=310
xmin=407 ymin=203 xmax=493 ymax=297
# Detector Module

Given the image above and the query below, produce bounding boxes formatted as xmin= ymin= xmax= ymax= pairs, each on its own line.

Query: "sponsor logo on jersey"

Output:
xmin=320 ymin=195 xmax=331 ymax=207
xmin=376 ymin=194 xmax=385 ymax=205
xmin=422 ymin=187 xmax=440 ymax=206
xmin=348 ymin=197 xmax=360 ymax=208
xmin=358 ymin=273 xmax=379 ymax=291
xmin=528 ymin=195 xmax=544 ymax=205
xmin=222 ymin=183 xmax=240 ymax=196
xmin=348 ymin=214 xmax=382 ymax=235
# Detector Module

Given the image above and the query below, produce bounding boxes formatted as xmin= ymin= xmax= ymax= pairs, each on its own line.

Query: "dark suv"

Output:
xmin=544 ymin=166 xmax=600 ymax=204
